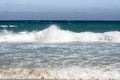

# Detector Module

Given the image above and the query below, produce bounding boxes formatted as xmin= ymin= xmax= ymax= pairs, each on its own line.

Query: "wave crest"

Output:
xmin=0 ymin=25 xmax=17 ymax=28
xmin=0 ymin=25 xmax=120 ymax=43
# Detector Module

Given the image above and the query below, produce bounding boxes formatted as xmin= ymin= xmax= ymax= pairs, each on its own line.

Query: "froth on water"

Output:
xmin=0 ymin=25 xmax=120 ymax=43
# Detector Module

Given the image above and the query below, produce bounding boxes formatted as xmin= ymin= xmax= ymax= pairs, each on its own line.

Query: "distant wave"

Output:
xmin=0 ymin=25 xmax=120 ymax=43
xmin=0 ymin=25 xmax=17 ymax=28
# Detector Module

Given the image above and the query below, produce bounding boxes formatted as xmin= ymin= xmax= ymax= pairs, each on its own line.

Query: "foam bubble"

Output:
xmin=0 ymin=67 xmax=120 ymax=79
xmin=0 ymin=25 xmax=120 ymax=43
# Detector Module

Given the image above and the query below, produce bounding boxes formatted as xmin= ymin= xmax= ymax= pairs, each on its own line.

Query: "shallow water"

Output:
xmin=0 ymin=42 xmax=120 ymax=79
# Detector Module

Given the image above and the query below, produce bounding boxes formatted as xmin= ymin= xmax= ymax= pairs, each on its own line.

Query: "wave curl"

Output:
xmin=0 ymin=25 xmax=120 ymax=43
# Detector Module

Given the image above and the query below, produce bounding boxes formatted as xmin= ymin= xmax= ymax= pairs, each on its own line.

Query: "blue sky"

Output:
xmin=0 ymin=0 xmax=120 ymax=20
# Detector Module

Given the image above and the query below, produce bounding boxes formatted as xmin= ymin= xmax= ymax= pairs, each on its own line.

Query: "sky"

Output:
xmin=0 ymin=0 xmax=120 ymax=20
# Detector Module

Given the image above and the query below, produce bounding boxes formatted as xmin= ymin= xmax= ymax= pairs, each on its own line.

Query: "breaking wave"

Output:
xmin=0 ymin=25 xmax=17 ymax=28
xmin=0 ymin=25 xmax=120 ymax=43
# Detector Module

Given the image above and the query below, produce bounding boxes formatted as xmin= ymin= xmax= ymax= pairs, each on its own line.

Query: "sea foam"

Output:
xmin=0 ymin=67 xmax=120 ymax=79
xmin=0 ymin=25 xmax=17 ymax=28
xmin=0 ymin=25 xmax=120 ymax=43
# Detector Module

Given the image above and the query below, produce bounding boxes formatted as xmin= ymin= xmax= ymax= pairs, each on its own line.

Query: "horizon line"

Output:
xmin=0 ymin=20 xmax=120 ymax=22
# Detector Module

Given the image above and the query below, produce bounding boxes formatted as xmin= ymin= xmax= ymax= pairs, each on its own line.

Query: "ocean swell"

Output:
xmin=0 ymin=25 xmax=120 ymax=43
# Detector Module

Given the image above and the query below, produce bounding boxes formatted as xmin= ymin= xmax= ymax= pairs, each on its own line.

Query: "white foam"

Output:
xmin=0 ymin=25 xmax=120 ymax=43
xmin=0 ymin=25 xmax=17 ymax=28
xmin=0 ymin=67 xmax=120 ymax=79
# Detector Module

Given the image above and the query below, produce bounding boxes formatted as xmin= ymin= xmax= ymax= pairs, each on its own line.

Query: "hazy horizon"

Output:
xmin=0 ymin=0 xmax=120 ymax=20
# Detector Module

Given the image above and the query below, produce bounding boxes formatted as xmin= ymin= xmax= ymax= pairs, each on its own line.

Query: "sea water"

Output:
xmin=0 ymin=21 xmax=120 ymax=79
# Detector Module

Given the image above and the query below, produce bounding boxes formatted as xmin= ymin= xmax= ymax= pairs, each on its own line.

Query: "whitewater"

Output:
xmin=0 ymin=41 xmax=120 ymax=80
xmin=0 ymin=25 xmax=120 ymax=43
xmin=0 ymin=22 xmax=120 ymax=80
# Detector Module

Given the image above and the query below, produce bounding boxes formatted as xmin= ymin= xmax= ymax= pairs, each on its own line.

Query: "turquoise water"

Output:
xmin=0 ymin=21 xmax=120 ymax=79
xmin=0 ymin=21 xmax=120 ymax=32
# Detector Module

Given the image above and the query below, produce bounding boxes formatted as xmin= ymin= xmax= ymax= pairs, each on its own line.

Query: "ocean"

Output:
xmin=0 ymin=21 xmax=120 ymax=79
